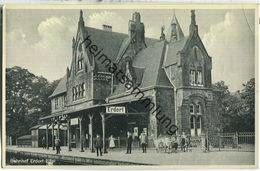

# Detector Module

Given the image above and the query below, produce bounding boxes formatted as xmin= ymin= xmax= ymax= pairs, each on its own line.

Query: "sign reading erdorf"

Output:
xmin=106 ymin=106 xmax=126 ymax=114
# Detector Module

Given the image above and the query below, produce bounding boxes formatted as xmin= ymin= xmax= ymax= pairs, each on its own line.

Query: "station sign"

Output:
xmin=106 ymin=106 xmax=126 ymax=114
xmin=71 ymin=118 xmax=79 ymax=125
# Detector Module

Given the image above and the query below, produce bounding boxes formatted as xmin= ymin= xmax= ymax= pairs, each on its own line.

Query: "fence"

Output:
xmin=208 ymin=132 xmax=255 ymax=152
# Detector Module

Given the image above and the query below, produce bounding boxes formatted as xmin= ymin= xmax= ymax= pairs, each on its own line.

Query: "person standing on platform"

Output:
xmin=95 ymin=134 xmax=102 ymax=156
xmin=139 ymin=131 xmax=148 ymax=153
xmin=126 ymin=132 xmax=133 ymax=154
xmin=181 ymin=132 xmax=187 ymax=152
xmin=109 ymin=135 xmax=115 ymax=151
xmin=55 ymin=138 xmax=61 ymax=154
xmin=42 ymin=137 xmax=46 ymax=149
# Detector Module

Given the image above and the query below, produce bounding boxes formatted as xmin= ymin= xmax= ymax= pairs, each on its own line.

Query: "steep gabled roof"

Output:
xmin=81 ymin=27 xmax=158 ymax=72
xmin=163 ymin=37 xmax=188 ymax=67
xmin=109 ymin=40 xmax=173 ymax=98
xmin=115 ymin=36 xmax=158 ymax=64
xmin=133 ymin=41 xmax=172 ymax=88
xmin=50 ymin=27 xmax=158 ymax=98
xmin=83 ymin=27 xmax=127 ymax=72
xmin=49 ymin=75 xmax=67 ymax=98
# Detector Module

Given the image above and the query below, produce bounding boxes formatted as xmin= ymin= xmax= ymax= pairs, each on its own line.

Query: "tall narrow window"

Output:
xmin=77 ymin=54 xmax=83 ymax=71
xmin=190 ymin=116 xmax=196 ymax=136
xmin=196 ymin=116 xmax=202 ymax=136
xmin=190 ymin=104 xmax=194 ymax=114
xmin=82 ymin=83 xmax=85 ymax=97
xmin=61 ymin=96 xmax=64 ymax=108
xmin=73 ymin=87 xmax=76 ymax=101
xmin=195 ymin=104 xmax=201 ymax=114
xmin=78 ymin=59 xmax=83 ymax=70
xmin=190 ymin=69 xmax=196 ymax=85
xmin=75 ymin=85 xmax=78 ymax=100
xmin=78 ymin=85 xmax=81 ymax=99
xmin=196 ymin=117 xmax=201 ymax=129
xmin=197 ymin=66 xmax=203 ymax=85
xmin=63 ymin=96 xmax=66 ymax=107
xmin=194 ymin=47 xmax=198 ymax=58
xmin=190 ymin=116 xmax=195 ymax=129
xmin=55 ymin=98 xmax=58 ymax=110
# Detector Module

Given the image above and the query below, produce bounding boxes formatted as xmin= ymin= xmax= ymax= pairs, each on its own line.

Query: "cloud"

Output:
xmin=7 ymin=16 xmax=77 ymax=81
xmin=202 ymin=11 xmax=255 ymax=91
xmin=87 ymin=10 xmax=160 ymax=39
xmin=87 ymin=11 xmax=127 ymax=34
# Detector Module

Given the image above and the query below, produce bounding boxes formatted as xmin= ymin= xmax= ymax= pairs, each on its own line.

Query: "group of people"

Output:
xmin=94 ymin=131 xmax=149 ymax=156
xmin=41 ymin=131 xmax=149 ymax=156
xmin=41 ymin=132 xmax=209 ymax=156
xmin=126 ymin=131 xmax=148 ymax=154
xmin=41 ymin=136 xmax=61 ymax=154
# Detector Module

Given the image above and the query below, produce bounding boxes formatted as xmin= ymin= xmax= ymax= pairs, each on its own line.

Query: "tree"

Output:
xmin=213 ymin=79 xmax=255 ymax=132
xmin=239 ymin=78 xmax=255 ymax=131
xmin=6 ymin=66 xmax=59 ymax=144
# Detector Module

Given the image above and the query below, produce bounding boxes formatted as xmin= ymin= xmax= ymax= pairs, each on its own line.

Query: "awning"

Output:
xmin=39 ymin=98 xmax=143 ymax=121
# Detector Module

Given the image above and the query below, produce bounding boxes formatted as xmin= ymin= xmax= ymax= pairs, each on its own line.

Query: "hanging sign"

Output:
xmin=71 ymin=118 xmax=78 ymax=125
xmin=106 ymin=106 xmax=126 ymax=114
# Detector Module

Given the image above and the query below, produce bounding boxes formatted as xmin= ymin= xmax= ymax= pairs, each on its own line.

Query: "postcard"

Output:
xmin=1 ymin=4 xmax=258 ymax=169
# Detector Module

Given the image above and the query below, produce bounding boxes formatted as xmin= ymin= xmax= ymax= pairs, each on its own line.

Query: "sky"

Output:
xmin=5 ymin=8 xmax=255 ymax=92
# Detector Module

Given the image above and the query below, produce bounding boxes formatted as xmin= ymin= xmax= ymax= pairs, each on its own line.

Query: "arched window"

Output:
xmin=193 ymin=47 xmax=198 ymax=58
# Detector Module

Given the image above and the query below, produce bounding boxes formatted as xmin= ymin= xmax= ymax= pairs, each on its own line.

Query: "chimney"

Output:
xmin=102 ymin=24 xmax=112 ymax=32
xmin=128 ymin=12 xmax=146 ymax=54
xmin=189 ymin=10 xmax=198 ymax=35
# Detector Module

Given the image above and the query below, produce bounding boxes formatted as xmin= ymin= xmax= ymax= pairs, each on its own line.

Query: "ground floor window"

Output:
xmin=196 ymin=116 xmax=202 ymax=136
xmin=190 ymin=115 xmax=202 ymax=136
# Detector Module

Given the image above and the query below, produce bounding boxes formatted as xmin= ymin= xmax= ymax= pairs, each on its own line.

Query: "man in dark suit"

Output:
xmin=95 ymin=134 xmax=102 ymax=156
xmin=126 ymin=132 xmax=133 ymax=154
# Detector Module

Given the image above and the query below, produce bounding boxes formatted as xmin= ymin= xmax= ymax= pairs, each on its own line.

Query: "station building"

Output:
xmin=39 ymin=10 xmax=221 ymax=151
